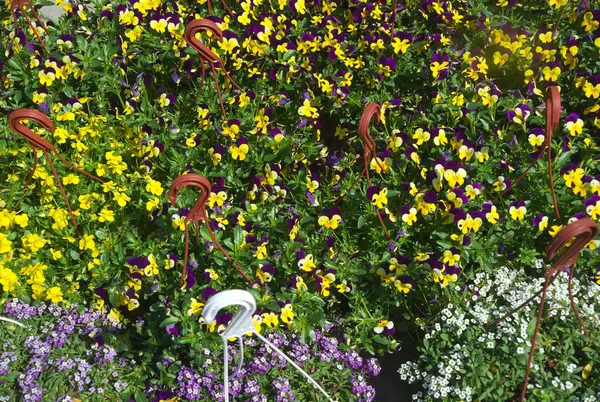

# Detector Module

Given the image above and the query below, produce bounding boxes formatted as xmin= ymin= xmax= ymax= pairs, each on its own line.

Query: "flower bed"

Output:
xmin=1 ymin=0 xmax=600 ymax=400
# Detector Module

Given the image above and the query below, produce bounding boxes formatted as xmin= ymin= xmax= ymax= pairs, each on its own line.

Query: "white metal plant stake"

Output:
xmin=0 ymin=316 xmax=25 ymax=327
xmin=202 ymin=289 xmax=335 ymax=402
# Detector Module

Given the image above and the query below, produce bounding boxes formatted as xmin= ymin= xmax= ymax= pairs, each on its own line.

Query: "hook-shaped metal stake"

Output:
xmin=494 ymin=87 xmax=561 ymax=220
xmin=485 ymin=218 xmax=598 ymax=402
xmin=0 ymin=316 xmax=25 ymax=328
xmin=390 ymin=0 xmax=397 ymax=38
xmin=11 ymin=0 xmax=48 ymax=51
xmin=206 ymin=0 xmax=234 ymax=16
xmin=184 ymin=19 xmax=243 ymax=120
xmin=338 ymin=103 xmax=391 ymax=241
xmin=545 ymin=86 xmax=561 ymax=221
xmin=169 ymin=174 xmax=251 ymax=288
xmin=8 ymin=109 xmax=104 ymax=236
xmin=202 ymin=289 xmax=335 ymax=402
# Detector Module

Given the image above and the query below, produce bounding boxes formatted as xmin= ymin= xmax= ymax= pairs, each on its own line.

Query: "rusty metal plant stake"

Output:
xmin=338 ymin=103 xmax=391 ymax=241
xmin=168 ymin=174 xmax=252 ymax=288
xmin=390 ymin=0 xmax=397 ymax=38
xmin=8 ymin=109 xmax=104 ymax=235
xmin=485 ymin=218 xmax=598 ymax=401
xmin=206 ymin=0 xmax=234 ymax=16
xmin=495 ymin=87 xmax=561 ymax=220
xmin=184 ymin=19 xmax=243 ymax=120
xmin=10 ymin=0 xmax=48 ymax=51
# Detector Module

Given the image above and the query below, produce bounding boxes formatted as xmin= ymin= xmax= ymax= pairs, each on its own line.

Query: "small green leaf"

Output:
xmin=282 ymin=50 xmax=296 ymax=61
xmin=373 ymin=335 xmax=388 ymax=345
xmin=177 ymin=336 xmax=194 ymax=345
xmin=308 ymin=311 xmax=325 ymax=324
xmin=134 ymin=390 xmax=147 ymax=402
xmin=233 ymin=225 xmax=244 ymax=247
xmin=76 ymin=35 xmax=88 ymax=51
xmin=223 ymin=239 xmax=235 ymax=251
xmin=159 ymin=316 xmax=180 ymax=328
xmin=108 ymin=291 xmax=117 ymax=306
xmin=527 ymin=316 xmax=537 ymax=335
xmin=436 ymin=240 xmax=453 ymax=249
xmin=357 ymin=215 xmax=366 ymax=229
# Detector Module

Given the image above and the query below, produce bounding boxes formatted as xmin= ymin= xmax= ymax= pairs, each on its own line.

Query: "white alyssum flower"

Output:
xmin=398 ymin=266 xmax=600 ymax=401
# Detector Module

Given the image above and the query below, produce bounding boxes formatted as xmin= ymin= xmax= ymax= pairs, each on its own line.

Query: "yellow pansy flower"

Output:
xmin=22 ymin=234 xmax=47 ymax=253
xmin=146 ymin=179 xmax=164 ymax=196
xmin=298 ymin=99 xmax=319 ymax=118
xmin=281 ymin=304 xmax=294 ymax=324
xmin=207 ymin=191 xmax=227 ymax=208
xmin=46 ymin=286 xmax=64 ymax=303
xmin=230 ymin=144 xmax=249 ymax=160
xmin=584 ymin=82 xmax=600 ymax=99
xmin=13 ymin=214 xmax=29 ymax=228
xmin=371 ymin=188 xmax=388 ymax=209
xmin=0 ymin=266 xmax=18 ymax=292
xmin=318 ymin=214 xmax=342 ymax=230
xmin=402 ymin=207 xmax=418 ymax=226
xmin=98 ymin=207 xmax=115 ymax=223
xmin=509 ymin=205 xmax=526 ymax=221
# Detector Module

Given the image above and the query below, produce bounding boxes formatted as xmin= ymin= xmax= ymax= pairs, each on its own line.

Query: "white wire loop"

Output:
xmin=0 ymin=316 xmax=25 ymax=327
xmin=202 ymin=290 xmax=334 ymax=402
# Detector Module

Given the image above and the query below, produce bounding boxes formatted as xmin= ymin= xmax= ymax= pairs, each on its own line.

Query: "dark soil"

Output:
xmin=371 ymin=331 xmax=421 ymax=402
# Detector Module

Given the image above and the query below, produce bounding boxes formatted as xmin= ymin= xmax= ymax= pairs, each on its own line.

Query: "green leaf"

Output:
xmin=436 ymin=240 xmax=453 ymax=249
xmin=223 ymin=239 xmax=235 ymax=251
xmin=373 ymin=335 xmax=389 ymax=345
xmin=247 ymin=288 xmax=261 ymax=301
xmin=308 ymin=311 xmax=325 ymax=324
xmin=527 ymin=316 xmax=537 ymax=336
xmin=76 ymin=35 xmax=88 ymax=51
xmin=108 ymin=291 xmax=117 ymax=306
xmin=233 ymin=226 xmax=243 ymax=248
xmin=126 ymin=231 xmax=137 ymax=244
xmin=134 ymin=390 xmax=147 ymax=402
xmin=159 ymin=316 xmax=180 ymax=327
xmin=177 ymin=336 xmax=194 ymax=345
xmin=69 ymin=250 xmax=80 ymax=260
xmin=357 ymin=215 xmax=366 ymax=229
xmin=282 ymin=50 xmax=296 ymax=61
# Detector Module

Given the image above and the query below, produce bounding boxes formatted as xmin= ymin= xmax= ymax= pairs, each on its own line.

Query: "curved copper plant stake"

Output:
xmin=551 ymin=4 xmax=567 ymax=39
xmin=390 ymin=0 xmax=397 ymax=38
xmin=11 ymin=0 xmax=48 ymax=51
xmin=8 ymin=109 xmax=104 ymax=236
xmin=494 ymin=87 xmax=561 ymax=220
xmin=485 ymin=218 xmax=598 ymax=402
xmin=344 ymin=103 xmax=389 ymax=192
xmin=169 ymin=174 xmax=251 ymax=288
xmin=184 ymin=19 xmax=243 ymax=120
xmin=338 ymin=103 xmax=391 ymax=241
xmin=206 ymin=0 xmax=233 ymax=16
